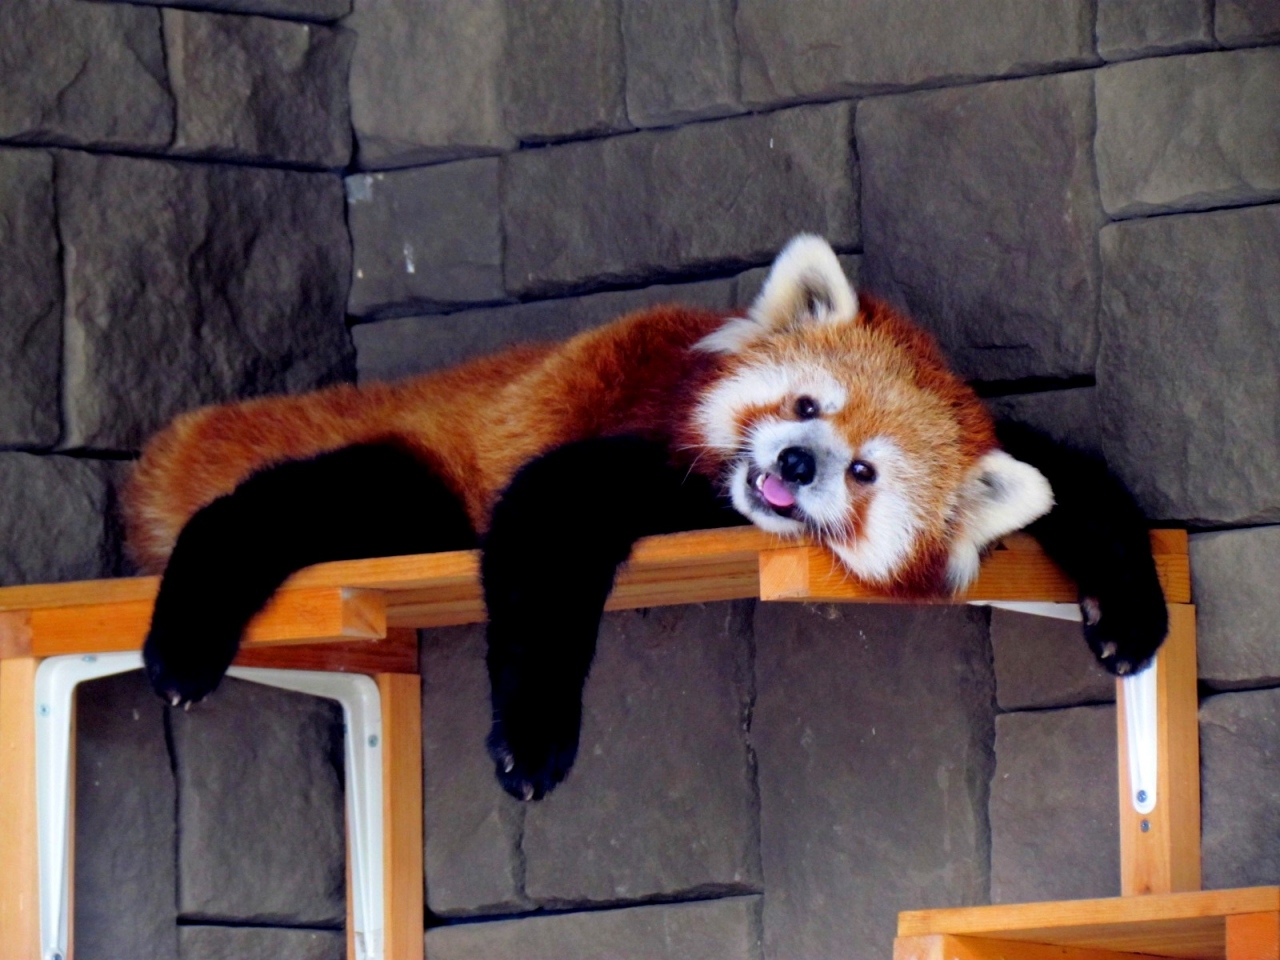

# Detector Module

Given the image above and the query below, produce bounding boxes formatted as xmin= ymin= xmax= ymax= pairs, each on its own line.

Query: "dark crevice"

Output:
xmin=428 ymin=889 xmax=763 ymax=929
xmin=972 ymin=374 xmax=1096 ymax=399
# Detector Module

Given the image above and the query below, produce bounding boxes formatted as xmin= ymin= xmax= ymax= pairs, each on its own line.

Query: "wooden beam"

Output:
xmin=1227 ymin=912 xmax=1280 ymax=960
xmin=232 ymin=627 xmax=418 ymax=676
xmin=0 ymin=657 xmax=40 ymax=959
xmin=378 ymin=673 xmax=424 ymax=960
xmin=1118 ymin=603 xmax=1201 ymax=896
xmin=894 ymin=933 xmax=1178 ymax=960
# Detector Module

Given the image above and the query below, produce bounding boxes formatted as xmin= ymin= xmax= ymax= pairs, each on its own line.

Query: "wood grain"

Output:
xmin=1226 ymin=912 xmax=1280 ymax=960
xmin=0 ymin=657 xmax=40 ymax=959
xmin=378 ymin=673 xmax=424 ymax=960
xmin=894 ymin=933 xmax=1179 ymax=960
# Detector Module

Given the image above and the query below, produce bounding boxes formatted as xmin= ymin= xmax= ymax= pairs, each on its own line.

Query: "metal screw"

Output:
xmin=1140 ymin=819 xmax=1151 ymax=833
xmin=38 ymin=704 xmax=50 ymax=717
xmin=81 ymin=655 xmax=97 ymax=663
xmin=1136 ymin=790 xmax=1147 ymax=804
xmin=368 ymin=735 xmax=379 ymax=748
xmin=50 ymin=953 xmax=64 ymax=960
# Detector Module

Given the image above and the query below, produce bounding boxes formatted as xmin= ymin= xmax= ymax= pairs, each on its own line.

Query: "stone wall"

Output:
xmin=0 ymin=0 xmax=1276 ymax=957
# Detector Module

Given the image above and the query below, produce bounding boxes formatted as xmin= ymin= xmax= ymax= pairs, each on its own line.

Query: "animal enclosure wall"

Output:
xmin=0 ymin=0 xmax=1278 ymax=957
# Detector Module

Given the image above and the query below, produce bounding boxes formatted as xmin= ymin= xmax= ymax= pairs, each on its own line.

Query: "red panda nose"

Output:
xmin=777 ymin=447 xmax=817 ymax=486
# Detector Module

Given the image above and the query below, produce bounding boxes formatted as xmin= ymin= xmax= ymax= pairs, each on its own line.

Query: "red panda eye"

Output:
xmin=850 ymin=460 xmax=877 ymax=484
xmin=794 ymin=396 xmax=819 ymax=420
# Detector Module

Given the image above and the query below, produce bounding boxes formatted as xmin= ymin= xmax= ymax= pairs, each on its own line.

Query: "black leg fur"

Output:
xmin=481 ymin=435 xmax=739 ymax=801
xmin=996 ymin=422 xmax=1168 ymax=675
xmin=144 ymin=443 xmax=476 ymax=706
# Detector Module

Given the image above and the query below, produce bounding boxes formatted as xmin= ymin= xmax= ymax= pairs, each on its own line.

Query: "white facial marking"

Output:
xmin=829 ymin=437 xmax=922 ymax=584
xmin=693 ymin=362 xmax=847 ymax=452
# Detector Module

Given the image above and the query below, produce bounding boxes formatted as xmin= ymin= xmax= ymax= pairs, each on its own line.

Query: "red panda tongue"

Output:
xmin=760 ymin=473 xmax=797 ymax=508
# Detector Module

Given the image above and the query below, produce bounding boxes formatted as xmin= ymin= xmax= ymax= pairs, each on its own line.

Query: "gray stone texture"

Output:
xmin=1096 ymin=0 xmax=1213 ymax=61
xmin=504 ymin=103 xmax=857 ymax=296
xmin=421 ymin=624 xmax=526 ymax=916
xmin=75 ymin=671 xmax=179 ymax=960
xmin=1201 ymin=689 xmax=1280 ymax=888
xmin=108 ymin=0 xmax=349 ymax=22
xmin=179 ymin=927 xmax=345 ymax=959
xmin=346 ymin=160 xmax=505 ymax=320
xmin=523 ymin=603 xmax=759 ymax=905
xmin=0 ymin=149 xmax=61 ymax=447
xmin=991 ymin=609 xmax=1116 ymax=711
xmin=57 ymin=152 xmax=352 ymax=452
xmin=986 ymin=388 xmax=1104 ymax=462
xmin=859 ymin=72 xmax=1104 ymax=383
xmin=753 ymin=603 xmax=994 ymax=960
xmin=990 ymin=706 xmax=1119 ymax=903
xmin=348 ymin=0 xmax=512 ymax=168
xmin=736 ymin=0 xmax=1096 ymax=106
xmin=165 ymin=9 xmax=354 ymax=168
xmin=1192 ymin=526 xmax=1280 ymax=689
xmin=425 ymin=896 xmax=763 ymax=960
xmin=0 ymin=0 xmax=172 ymax=149
xmin=170 ymin=678 xmax=346 ymax=925
xmin=1097 ymin=206 xmax=1280 ymax=525
xmin=504 ymin=0 xmax=629 ymax=142
xmin=1217 ymin=0 xmax=1280 ymax=46
xmin=0 ymin=454 xmax=118 ymax=585
xmin=1095 ymin=50 xmax=1280 ymax=218
xmin=354 ymin=277 xmax=737 ymax=383
xmin=622 ymin=0 xmax=741 ymax=127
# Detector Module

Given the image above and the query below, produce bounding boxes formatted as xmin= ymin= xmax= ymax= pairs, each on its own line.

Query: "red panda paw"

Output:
xmin=486 ymin=699 xmax=581 ymax=802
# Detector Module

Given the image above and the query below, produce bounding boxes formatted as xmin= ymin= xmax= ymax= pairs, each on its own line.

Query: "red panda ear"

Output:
xmin=946 ymin=451 xmax=1055 ymax=591
xmin=696 ymin=234 xmax=858 ymax=354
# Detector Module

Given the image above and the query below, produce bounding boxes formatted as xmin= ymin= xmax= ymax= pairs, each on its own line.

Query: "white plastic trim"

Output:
xmin=1122 ymin=659 xmax=1158 ymax=816
xmin=35 ymin=653 xmax=385 ymax=960
xmin=966 ymin=600 xmax=1083 ymax=622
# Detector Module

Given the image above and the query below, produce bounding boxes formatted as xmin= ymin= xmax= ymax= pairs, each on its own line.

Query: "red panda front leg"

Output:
xmin=144 ymin=443 xmax=475 ymax=705
xmin=480 ymin=435 xmax=739 ymax=801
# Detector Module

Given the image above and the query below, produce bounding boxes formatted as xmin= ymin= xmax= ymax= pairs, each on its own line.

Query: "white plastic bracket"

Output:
xmin=1122 ymin=658 xmax=1158 ymax=815
xmin=966 ymin=600 xmax=1083 ymax=622
xmin=35 ymin=653 xmax=385 ymax=960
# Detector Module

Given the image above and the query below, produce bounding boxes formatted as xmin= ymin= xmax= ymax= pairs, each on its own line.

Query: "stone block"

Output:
xmin=354 ymin=277 xmax=737 ymax=383
xmin=990 ymin=707 xmax=1119 ymax=903
xmin=736 ymin=0 xmax=1095 ymax=106
xmin=0 ymin=0 xmax=172 ymax=149
xmin=504 ymin=0 xmax=628 ymax=141
xmin=753 ymin=603 xmax=994 ymax=960
xmin=991 ymin=610 xmax=1115 ymax=711
xmin=622 ymin=0 xmax=741 ymax=127
xmin=985 ymin=388 xmax=1104 ymax=462
xmin=179 ymin=927 xmax=345 ymax=959
xmin=859 ymin=72 xmax=1103 ymax=383
xmin=0 ymin=454 xmax=117 ymax=585
xmin=1096 ymin=0 xmax=1212 ymax=61
xmin=1096 ymin=50 xmax=1280 ymax=218
xmin=504 ymin=103 xmax=857 ymax=297
xmin=1192 ymin=526 xmax=1280 ymax=688
xmin=522 ymin=603 xmax=759 ymax=905
xmin=1201 ymin=689 xmax=1280 ymax=888
xmin=75 ymin=671 xmax=178 ymax=960
xmin=170 ymin=678 xmax=346 ymax=925
xmin=0 ymin=149 xmax=60 ymax=447
xmin=57 ymin=152 xmax=352 ymax=452
xmin=420 ymin=624 xmax=527 ymax=916
xmin=1098 ymin=206 xmax=1280 ymax=525
xmin=346 ymin=160 xmax=505 ymax=320
xmin=425 ymin=896 xmax=762 ymax=960
xmin=165 ymin=10 xmax=353 ymax=168
xmin=1217 ymin=0 xmax=1280 ymax=46
xmin=107 ymin=0 xmax=349 ymax=21
xmin=348 ymin=0 xmax=512 ymax=168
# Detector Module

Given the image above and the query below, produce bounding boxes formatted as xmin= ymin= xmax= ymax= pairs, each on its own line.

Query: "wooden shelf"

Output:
xmin=897 ymin=887 xmax=1280 ymax=960
xmin=0 ymin=527 xmax=1191 ymax=667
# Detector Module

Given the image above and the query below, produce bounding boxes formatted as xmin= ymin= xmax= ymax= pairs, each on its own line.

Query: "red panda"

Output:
xmin=128 ymin=235 xmax=1166 ymax=801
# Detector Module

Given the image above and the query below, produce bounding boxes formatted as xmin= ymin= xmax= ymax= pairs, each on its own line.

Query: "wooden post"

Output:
xmin=1227 ymin=912 xmax=1280 ymax=960
xmin=1117 ymin=602 xmax=1201 ymax=895
xmin=378 ymin=673 xmax=424 ymax=960
xmin=0 ymin=657 xmax=40 ymax=959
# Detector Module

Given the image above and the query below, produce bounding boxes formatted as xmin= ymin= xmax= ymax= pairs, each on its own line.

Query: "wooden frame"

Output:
xmin=0 ymin=528 xmax=1191 ymax=958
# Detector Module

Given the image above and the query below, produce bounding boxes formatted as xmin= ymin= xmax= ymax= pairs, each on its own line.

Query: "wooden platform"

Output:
xmin=897 ymin=888 xmax=1280 ymax=960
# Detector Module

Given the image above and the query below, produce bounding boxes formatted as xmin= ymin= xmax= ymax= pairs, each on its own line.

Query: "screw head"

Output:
xmin=1140 ymin=819 xmax=1151 ymax=833
xmin=38 ymin=704 xmax=50 ymax=717
xmin=81 ymin=655 xmax=97 ymax=663
xmin=367 ymin=735 xmax=379 ymax=748
xmin=1136 ymin=790 xmax=1148 ymax=804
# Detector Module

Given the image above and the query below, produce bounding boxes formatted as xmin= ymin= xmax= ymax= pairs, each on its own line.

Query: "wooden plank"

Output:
xmin=1226 ymin=913 xmax=1280 ymax=960
xmin=378 ymin=673 xmax=424 ymax=960
xmin=0 ymin=610 xmax=32 ymax=659
xmin=894 ymin=933 xmax=1180 ymax=960
xmin=0 ymin=657 xmax=40 ymax=959
xmin=231 ymin=627 xmax=418 ymax=675
xmin=1118 ymin=604 xmax=1201 ymax=896
xmin=899 ymin=889 xmax=1280 ymax=960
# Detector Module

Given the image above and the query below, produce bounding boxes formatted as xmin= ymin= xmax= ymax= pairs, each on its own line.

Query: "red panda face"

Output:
xmin=693 ymin=235 xmax=1054 ymax=594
